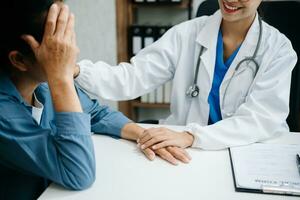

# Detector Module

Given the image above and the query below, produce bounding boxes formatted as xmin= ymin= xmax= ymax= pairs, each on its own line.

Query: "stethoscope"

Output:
xmin=186 ymin=15 xmax=263 ymax=109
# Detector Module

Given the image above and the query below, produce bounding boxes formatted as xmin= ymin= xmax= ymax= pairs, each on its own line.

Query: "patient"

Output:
xmin=0 ymin=0 xmax=190 ymax=199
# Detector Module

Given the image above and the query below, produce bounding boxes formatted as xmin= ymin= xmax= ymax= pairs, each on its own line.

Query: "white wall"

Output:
xmin=67 ymin=0 xmax=118 ymax=110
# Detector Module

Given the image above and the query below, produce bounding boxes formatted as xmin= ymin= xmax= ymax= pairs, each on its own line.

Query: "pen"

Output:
xmin=297 ymin=154 xmax=300 ymax=177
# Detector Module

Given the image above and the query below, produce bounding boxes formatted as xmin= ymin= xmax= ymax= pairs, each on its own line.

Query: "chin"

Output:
xmin=219 ymin=0 xmax=257 ymax=23
xmin=221 ymin=10 xmax=253 ymax=24
xmin=222 ymin=15 xmax=243 ymax=23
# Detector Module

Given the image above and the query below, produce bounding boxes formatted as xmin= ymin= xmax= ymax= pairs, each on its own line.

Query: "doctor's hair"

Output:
xmin=0 ymin=0 xmax=63 ymax=72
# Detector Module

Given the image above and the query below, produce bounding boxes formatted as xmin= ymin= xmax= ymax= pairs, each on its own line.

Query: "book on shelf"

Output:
xmin=140 ymin=81 xmax=172 ymax=104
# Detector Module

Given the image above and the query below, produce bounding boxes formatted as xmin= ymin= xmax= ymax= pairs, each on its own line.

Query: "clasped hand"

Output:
xmin=138 ymin=127 xmax=194 ymax=165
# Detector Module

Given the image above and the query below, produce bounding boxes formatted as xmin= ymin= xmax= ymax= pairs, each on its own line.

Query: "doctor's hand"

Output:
xmin=74 ymin=64 xmax=80 ymax=78
xmin=141 ymin=146 xmax=191 ymax=165
xmin=137 ymin=128 xmax=194 ymax=150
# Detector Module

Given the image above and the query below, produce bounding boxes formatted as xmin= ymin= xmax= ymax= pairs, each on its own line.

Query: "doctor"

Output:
xmin=74 ymin=0 xmax=297 ymax=150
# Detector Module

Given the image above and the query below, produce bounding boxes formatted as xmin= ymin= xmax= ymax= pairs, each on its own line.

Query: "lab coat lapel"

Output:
xmin=221 ymin=14 xmax=260 ymax=86
xmin=195 ymin=11 xmax=222 ymax=84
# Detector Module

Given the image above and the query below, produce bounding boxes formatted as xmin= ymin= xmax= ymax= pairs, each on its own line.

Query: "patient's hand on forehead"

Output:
xmin=23 ymin=3 xmax=79 ymax=82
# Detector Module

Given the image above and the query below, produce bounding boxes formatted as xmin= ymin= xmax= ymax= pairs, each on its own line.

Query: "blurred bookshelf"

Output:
xmin=116 ymin=0 xmax=193 ymax=121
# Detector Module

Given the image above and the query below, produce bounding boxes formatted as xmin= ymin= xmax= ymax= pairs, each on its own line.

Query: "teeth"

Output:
xmin=224 ymin=3 xmax=238 ymax=11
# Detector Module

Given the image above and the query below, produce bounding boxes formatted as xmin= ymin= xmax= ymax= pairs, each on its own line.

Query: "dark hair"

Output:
xmin=0 ymin=0 xmax=56 ymax=70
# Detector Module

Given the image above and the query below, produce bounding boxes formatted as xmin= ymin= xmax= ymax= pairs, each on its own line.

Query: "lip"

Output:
xmin=222 ymin=1 xmax=242 ymax=14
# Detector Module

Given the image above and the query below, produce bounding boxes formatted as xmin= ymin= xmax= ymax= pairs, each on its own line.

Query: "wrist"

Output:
xmin=183 ymin=131 xmax=194 ymax=148
xmin=121 ymin=123 xmax=145 ymax=141
xmin=47 ymin=78 xmax=82 ymax=113
xmin=47 ymin=75 xmax=74 ymax=86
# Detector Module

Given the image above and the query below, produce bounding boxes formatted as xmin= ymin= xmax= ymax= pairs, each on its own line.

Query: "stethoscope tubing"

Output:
xmin=221 ymin=16 xmax=263 ymax=110
xmin=187 ymin=14 xmax=263 ymax=113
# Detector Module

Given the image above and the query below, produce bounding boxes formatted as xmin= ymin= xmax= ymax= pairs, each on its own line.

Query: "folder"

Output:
xmin=130 ymin=26 xmax=144 ymax=56
xmin=141 ymin=94 xmax=149 ymax=103
xmin=156 ymin=85 xmax=164 ymax=103
xmin=144 ymin=26 xmax=155 ymax=47
xmin=133 ymin=0 xmax=145 ymax=2
xmin=148 ymin=91 xmax=156 ymax=103
xmin=157 ymin=26 xmax=171 ymax=39
xmin=164 ymin=81 xmax=172 ymax=103
xmin=229 ymin=143 xmax=300 ymax=196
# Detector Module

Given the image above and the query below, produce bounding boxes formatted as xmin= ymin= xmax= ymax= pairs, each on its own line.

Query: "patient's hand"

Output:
xmin=22 ymin=4 xmax=79 ymax=82
xmin=121 ymin=124 xmax=191 ymax=165
xmin=142 ymin=146 xmax=191 ymax=166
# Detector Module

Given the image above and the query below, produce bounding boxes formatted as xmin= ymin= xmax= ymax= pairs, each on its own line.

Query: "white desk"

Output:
xmin=39 ymin=125 xmax=299 ymax=200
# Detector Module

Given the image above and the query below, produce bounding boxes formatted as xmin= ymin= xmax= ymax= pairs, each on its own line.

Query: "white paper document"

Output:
xmin=230 ymin=143 xmax=300 ymax=190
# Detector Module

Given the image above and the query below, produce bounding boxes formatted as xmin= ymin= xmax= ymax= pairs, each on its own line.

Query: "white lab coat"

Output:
xmin=76 ymin=11 xmax=297 ymax=150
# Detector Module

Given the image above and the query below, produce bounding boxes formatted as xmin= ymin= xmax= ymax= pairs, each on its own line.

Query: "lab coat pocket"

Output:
xmin=235 ymin=94 xmax=247 ymax=110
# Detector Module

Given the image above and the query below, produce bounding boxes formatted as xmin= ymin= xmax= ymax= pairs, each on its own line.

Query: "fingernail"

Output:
xmin=64 ymin=5 xmax=69 ymax=10
xmin=152 ymin=145 xmax=156 ymax=149
xmin=150 ymin=154 xmax=155 ymax=160
xmin=141 ymin=145 xmax=145 ymax=149
xmin=52 ymin=4 xmax=57 ymax=9
xmin=137 ymin=139 xmax=140 ymax=143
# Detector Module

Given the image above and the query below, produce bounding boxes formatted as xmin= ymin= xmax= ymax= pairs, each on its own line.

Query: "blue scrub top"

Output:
xmin=208 ymin=30 xmax=241 ymax=125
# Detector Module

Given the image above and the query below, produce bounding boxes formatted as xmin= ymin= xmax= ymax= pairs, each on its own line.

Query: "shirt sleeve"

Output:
xmin=76 ymin=85 xmax=130 ymax=137
xmin=187 ymin=38 xmax=298 ymax=150
xmin=75 ymin=25 xmax=181 ymax=101
xmin=0 ymin=111 xmax=95 ymax=190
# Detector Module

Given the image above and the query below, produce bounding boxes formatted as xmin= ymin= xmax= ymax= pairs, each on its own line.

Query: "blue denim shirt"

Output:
xmin=0 ymin=75 xmax=130 ymax=199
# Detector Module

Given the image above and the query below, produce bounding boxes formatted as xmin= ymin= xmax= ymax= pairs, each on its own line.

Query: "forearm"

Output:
xmin=75 ymin=56 xmax=173 ymax=101
xmin=48 ymin=78 xmax=82 ymax=112
xmin=0 ymin=113 xmax=95 ymax=190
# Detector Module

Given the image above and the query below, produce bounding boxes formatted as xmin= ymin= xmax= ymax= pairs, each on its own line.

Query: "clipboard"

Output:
xmin=229 ymin=143 xmax=300 ymax=197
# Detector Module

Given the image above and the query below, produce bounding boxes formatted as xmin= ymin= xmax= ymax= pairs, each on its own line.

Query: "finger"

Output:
xmin=55 ymin=4 xmax=70 ymax=37
xmin=152 ymin=140 xmax=174 ymax=150
xmin=71 ymin=31 xmax=78 ymax=47
xmin=137 ymin=128 xmax=156 ymax=143
xmin=65 ymin=13 xmax=75 ymax=40
xmin=44 ymin=4 xmax=59 ymax=37
xmin=179 ymin=148 xmax=192 ymax=160
xmin=138 ymin=129 xmax=163 ymax=145
xmin=142 ymin=148 xmax=156 ymax=161
xmin=21 ymin=35 xmax=40 ymax=53
xmin=138 ymin=133 xmax=152 ymax=146
xmin=167 ymin=147 xmax=190 ymax=164
xmin=156 ymin=149 xmax=178 ymax=166
xmin=140 ymin=135 xmax=169 ymax=150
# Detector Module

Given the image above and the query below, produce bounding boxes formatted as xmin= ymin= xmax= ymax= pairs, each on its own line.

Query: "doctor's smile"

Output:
xmin=222 ymin=1 xmax=243 ymax=13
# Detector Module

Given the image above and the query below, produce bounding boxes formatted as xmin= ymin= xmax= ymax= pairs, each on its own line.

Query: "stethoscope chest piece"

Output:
xmin=186 ymin=84 xmax=200 ymax=98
